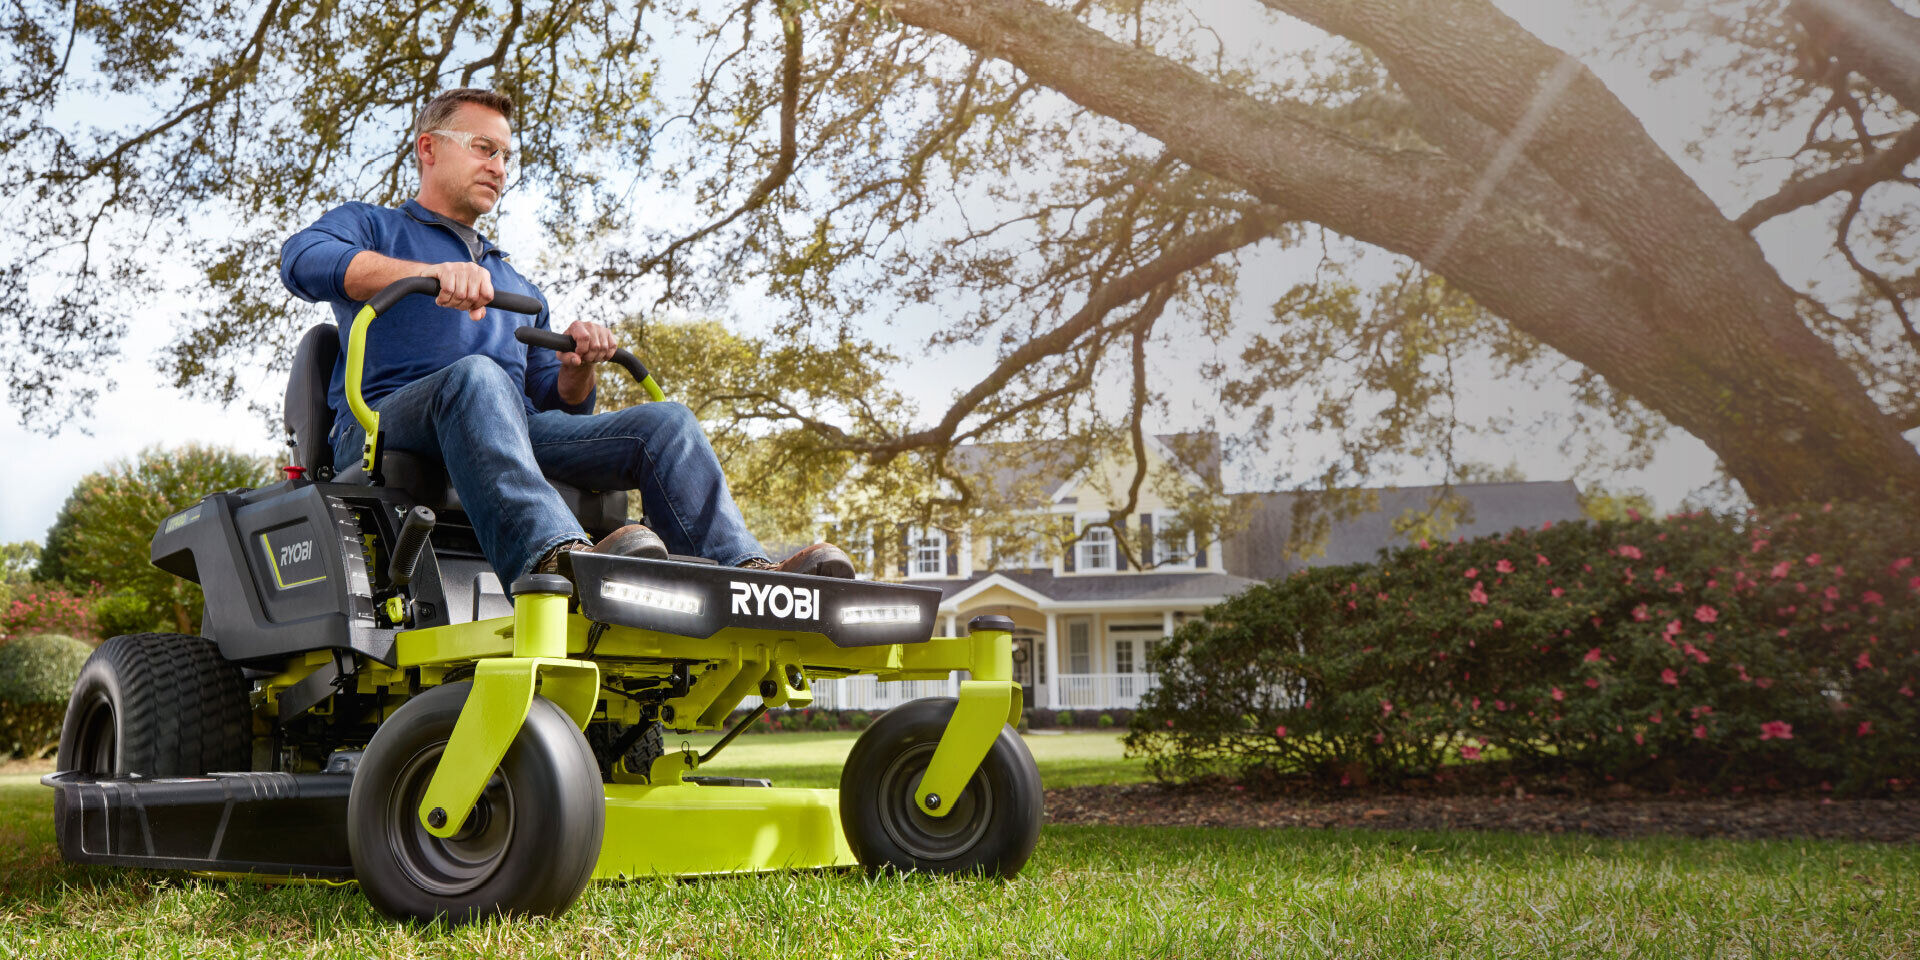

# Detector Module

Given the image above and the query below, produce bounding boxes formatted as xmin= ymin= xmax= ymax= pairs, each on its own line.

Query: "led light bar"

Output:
xmin=840 ymin=605 xmax=923 ymax=626
xmin=600 ymin=579 xmax=704 ymax=616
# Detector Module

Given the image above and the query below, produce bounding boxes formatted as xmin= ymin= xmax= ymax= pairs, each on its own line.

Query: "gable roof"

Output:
xmin=1224 ymin=480 xmax=1585 ymax=581
xmin=949 ymin=433 xmax=1221 ymax=507
xmin=935 ymin=569 xmax=1261 ymax=610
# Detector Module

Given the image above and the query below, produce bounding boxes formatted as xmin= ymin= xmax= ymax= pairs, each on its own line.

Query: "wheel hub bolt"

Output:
xmin=924 ymin=793 xmax=942 ymax=810
xmin=427 ymin=806 xmax=448 ymax=829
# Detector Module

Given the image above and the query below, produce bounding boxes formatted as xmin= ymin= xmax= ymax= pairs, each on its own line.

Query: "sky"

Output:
xmin=0 ymin=0 xmax=1887 ymax=545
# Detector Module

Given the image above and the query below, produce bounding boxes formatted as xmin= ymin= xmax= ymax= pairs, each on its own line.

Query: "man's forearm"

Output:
xmin=342 ymin=251 xmax=439 ymax=301
xmin=556 ymin=364 xmax=595 ymax=406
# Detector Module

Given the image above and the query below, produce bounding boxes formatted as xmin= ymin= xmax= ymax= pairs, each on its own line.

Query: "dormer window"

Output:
xmin=1076 ymin=524 xmax=1116 ymax=572
xmin=909 ymin=527 xmax=947 ymax=578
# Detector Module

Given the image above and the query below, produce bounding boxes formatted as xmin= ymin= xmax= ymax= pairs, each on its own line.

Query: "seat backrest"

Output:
xmin=285 ymin=323 xmax=340 ymax=477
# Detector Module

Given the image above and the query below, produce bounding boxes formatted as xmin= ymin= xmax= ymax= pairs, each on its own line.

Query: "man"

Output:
xmin=280 ymin=88 xmax=852 ymax=585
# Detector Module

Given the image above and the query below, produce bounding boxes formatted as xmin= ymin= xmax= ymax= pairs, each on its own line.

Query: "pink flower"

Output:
xmin=1274 ymin=725 xmax=1288 ymax=738
xmin=1468 ymin=582 xmax=1489 ymax=605
xmin=1550 ymin=687 xmax=1564 ymax=701
xmin=1894 ymin=557 xmax=1913 ymax=571
xmin=1805 ymin=553 xmax=1821 ymax=566
xmin=1459 ymin=744 xmax=1482 ymax=760
xmin=1584 ymin=647 xmax=1603 ymax=662
xmin=1495 ymin=559 xmax=1515 ymax=574
xmin=1381 ymin=699 xmax=1394 ymax=717
xmin=1900 ymin=685 xmax=1914 ymax=697
xmin=1759 ymin=721 xmax=1793 ymax=741
xmin=1633 ymin=732 xmax=1645 ymax=745
xmin=1863 ymin=590 xmax=1884 ymax=607
xmin=1660 ymin=669 xmax=1679 ymax=686
xmin=1584 ymin=677 xmax=1601 ymax=689
xmin=1536 ymin=554 xmax=1551 ymax=566
xmin=1856 ymin=651 xmax=1873 ymax=670
xmin=1494 ymin=700 xmax=1509 ymax=712
xmin=1693 ymin=725 xmax=1708 ymax=739
xmin=1693 ymin=605 xmax=1718 ymax=623
xmin=1372 ymin=733 xmax=1385 ymax=744
xmin=1755 ymin=677 xmax=1774 ymax=689
xmin=1617 ymin=544 xmax=1643 ymax=560
xmin=1770 ymin=561 xmax=1791 ymax=579
xmin=1550 ymin=586 xmax=1564 ymax=598
xmin=1463 ymin=567 xmax=1479 ymax=579
xmin=1631 ymin=604 xmax=1650 ymax=622
xmin=1858 ymin=721 xmax=1874 ymax=737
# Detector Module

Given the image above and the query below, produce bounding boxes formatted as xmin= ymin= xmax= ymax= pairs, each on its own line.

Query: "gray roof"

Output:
xmin=948 ymin=433 xmax=1221 ymax=507
xmin=1224 ymin=481 xmax=1585 ymax=582
xmin=931 ymin=568 xmax=1259 ymax=604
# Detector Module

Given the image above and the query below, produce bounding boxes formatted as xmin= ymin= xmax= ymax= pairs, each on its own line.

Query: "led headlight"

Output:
xmin=840 ymin=605 xmax=923 ymax=626
xmin=600 ymin=580 xmax=704 ymax=615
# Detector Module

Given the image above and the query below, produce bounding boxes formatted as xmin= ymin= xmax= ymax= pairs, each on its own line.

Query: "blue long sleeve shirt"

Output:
xmin=279 ymin=199 xmax=593 ymax=446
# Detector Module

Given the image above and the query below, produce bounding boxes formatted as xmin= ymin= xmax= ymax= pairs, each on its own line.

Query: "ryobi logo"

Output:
xmin=278 ymin=539 xmax=314 ymax=566
xmin=729 ymin=581 xmax=820 ymax=621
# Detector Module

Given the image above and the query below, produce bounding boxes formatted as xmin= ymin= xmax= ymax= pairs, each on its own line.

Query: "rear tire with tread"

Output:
xmin=56 ymin=632 xmax=251 ymax=778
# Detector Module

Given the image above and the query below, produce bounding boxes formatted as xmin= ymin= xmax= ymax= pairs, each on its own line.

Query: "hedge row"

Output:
xmin=1125 ymin=502 xmax=1920 ymax=794
xmin=0 ymin=633 xmax=93 ymax=759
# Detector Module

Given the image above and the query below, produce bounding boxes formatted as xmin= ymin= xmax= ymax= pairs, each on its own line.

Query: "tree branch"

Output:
xmin=1736 ymin=125 xmax=1920 ymax=230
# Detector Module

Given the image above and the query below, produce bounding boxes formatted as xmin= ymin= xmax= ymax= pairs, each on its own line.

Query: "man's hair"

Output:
xmin=413 ymin=88 xmax=515 ymax=154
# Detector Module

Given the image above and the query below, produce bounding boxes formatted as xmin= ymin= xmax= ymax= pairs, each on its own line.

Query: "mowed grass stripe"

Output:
xmin=2 ymin=732 xmax=1915 ymax=958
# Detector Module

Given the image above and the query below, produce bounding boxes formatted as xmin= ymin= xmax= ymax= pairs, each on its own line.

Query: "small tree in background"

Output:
xmin=37 ymin=444 xmax=273 ymax=635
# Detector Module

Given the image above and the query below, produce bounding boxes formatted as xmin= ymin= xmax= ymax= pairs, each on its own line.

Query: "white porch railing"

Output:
xmin=1053 ymin=672 xmax=1159 ymax=710
xmin=804 ymin=676 xmax=956 ymax=712
xmin=791 ymin=672 xmax=1161 ymax=713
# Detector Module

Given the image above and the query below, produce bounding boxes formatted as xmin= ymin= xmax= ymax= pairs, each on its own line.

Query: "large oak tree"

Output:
xmin=2 ymin=0 xmax=1916 ymax=556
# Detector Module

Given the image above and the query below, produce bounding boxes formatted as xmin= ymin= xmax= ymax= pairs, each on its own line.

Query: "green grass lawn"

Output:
xmin=2 ymin=733 xmax=1916 ymax=958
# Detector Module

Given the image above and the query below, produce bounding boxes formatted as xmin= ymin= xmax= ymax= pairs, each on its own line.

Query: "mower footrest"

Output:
xmin=43 ymin=771 xmax=354 ymax=878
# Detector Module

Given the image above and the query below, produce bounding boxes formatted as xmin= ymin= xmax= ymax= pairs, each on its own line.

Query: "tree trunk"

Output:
xmin=884 ymin=0 xmax=1920 ymax=506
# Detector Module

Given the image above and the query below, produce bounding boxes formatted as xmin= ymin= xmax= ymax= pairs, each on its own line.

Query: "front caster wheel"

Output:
xmin=347 ymin=682 xmax=604 ymax=924
xmin=839 ymin=697 xmax=1042 ymax=877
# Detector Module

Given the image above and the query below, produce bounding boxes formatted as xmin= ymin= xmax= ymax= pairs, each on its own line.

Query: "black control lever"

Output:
xmin=389 ymin=505 xmax=437 ymax=587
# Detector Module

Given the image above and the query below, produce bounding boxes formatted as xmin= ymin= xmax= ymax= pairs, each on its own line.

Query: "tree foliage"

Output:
xmin=37 ymin=444 xmax=274 ymax=633
xmin=3 ymin=0 xmax=1917 ymax=561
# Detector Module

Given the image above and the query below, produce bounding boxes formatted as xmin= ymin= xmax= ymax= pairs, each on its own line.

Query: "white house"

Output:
xmin=804 ymin=435 xmax=1587 ymax=714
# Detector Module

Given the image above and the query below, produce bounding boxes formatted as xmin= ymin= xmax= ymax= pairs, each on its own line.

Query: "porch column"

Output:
xmin=1044 ymin=611 xmax=1060 ymax=710
xmin=945 ymin=613 xmax=958 ymax=638
xmin=1163 ymin=609 xmax=1175 ymax=637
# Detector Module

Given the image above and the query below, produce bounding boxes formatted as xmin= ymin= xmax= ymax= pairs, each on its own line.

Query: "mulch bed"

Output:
xmin=1044 ymin=784 xmax=1920 ymax=843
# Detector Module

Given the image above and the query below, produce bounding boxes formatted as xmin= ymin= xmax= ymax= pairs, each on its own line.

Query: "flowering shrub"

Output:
xmin=1126 ymin=502 xmax=1920 ymax=793
xmin=1 ymin=583 xmax=101 ymax=642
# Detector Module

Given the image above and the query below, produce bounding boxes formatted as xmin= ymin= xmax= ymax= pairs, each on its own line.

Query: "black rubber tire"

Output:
xmin=55 ymin=633 xmax=251 ymax=778
xmin=585 ymin=720 xmax=665 ymax=782
xmin=347 ymin=682 xmax=605 ymax=924
xmin=839 ymin=697 xmax=1042 ymax=878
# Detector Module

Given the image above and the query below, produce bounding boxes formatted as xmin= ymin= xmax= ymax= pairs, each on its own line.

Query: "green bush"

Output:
xmin=1097 ymin=713 xmax=1115 ymax=729
xmin=0 ymin=633 xmax=94 ymax=759
xmin=1127 ymin=503 xmax=1920 ymax=793
xmin=92 ymin=589 xmax=166 ymax=639
xmin=848 ymin=712 xmax=872 ymax=730
xmin=808 ymin=710 xmax=837 ymax=731
xmin=1056 ymin=710 xmax=1075 ymax=728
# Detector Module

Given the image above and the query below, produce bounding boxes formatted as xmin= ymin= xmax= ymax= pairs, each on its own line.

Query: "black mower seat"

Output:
xmin=284 ymin=323 xmax=630 ymax=538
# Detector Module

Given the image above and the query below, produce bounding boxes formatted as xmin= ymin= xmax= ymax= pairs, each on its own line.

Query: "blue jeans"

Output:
xmin=332 ymin=355 xmax=766 ymax=583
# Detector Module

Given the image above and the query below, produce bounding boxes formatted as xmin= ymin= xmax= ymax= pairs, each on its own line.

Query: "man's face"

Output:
xmin=419 ymin=103 xmax=513 ymax=219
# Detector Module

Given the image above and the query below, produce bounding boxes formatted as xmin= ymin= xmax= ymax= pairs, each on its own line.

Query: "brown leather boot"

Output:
xmin=739 ymin=542 xmax=855 ymax=579
xmin=537 ymin=524 xmax=669 ymax=576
